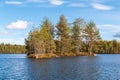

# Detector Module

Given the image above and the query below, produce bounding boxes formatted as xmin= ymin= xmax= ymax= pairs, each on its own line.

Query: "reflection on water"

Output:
xmin=0 ymin=54 xmax=120 ymax=80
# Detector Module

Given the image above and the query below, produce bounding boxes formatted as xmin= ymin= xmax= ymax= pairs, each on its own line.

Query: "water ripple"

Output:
xmin=0 ymin=54 xmax=120 ymax=80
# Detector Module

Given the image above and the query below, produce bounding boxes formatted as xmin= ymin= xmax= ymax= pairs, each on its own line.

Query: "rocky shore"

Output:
xmin=28 ymin=52 xmax=96 ymax=59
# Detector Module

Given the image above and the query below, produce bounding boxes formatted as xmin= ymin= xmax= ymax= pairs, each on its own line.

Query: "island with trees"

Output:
xmin=1 ymin=15 xmax=119 ymax=58
xmin=24 ymin=15 xmax=120 ymax=59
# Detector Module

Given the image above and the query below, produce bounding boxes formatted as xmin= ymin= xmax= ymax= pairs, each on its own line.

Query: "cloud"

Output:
xmin=5 ymin=1 xmax=23 ymax=5
xmin=113 ymin=32 xmax=120 ymax=38
xmin=6 ymin=20 xmax=29 ymax=30
xmin=98 ymin=24 xmax=120 ymax=33
xmin=0 ymin=38 xmax=25 ymax=45
xmin=0 ymin=31 xmax=9 ymax=35
xmin=27 ymin=0 xmax=45 ymax=3
xmin=49 ymin=0 xmax=64 ymax=6
xmin=90 ymin=0 xmax=105 ymax=3
xmin=68 ymin=3 xmax=87 ymax=7
xmin=91 ymin=3 xmax=113 ymax=10
xmin=97 ymin=24 xmax=120 ymax=39
xmin=97 ymin=24 xmax=120 ymax=40
xmin=27 ymin=0 xmax=64 ymax=5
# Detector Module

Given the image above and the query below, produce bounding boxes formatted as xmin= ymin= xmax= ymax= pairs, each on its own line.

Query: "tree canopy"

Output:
xmin=1 ymin=15 xmax=120 ymax=55
xmin=0 ymin=43 xmax=26 ymax=54
xmin=25 ymin=15 xmax=120 ymax=55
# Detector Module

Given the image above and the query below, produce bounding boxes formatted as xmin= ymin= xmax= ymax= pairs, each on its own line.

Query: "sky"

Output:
xmin=0 ymin=0 xmax=120 ymax=45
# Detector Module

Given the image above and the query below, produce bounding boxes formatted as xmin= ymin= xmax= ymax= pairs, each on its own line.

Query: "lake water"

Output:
xmin=0 ymin=54 xmax=120 ymax=80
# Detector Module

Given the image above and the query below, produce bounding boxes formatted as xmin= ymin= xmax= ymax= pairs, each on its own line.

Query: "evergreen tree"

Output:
xmin=25 ymin=15 xmax=120 ymax=55
xmin=39 ymin=24 xmax=56 ymax=53
xmin=25 ymin=29 xmax=39 ymax=54
xmin=41 ymin=18 xmax=54 ymax=37
xmin=56 ymin=15 xmax=71 ymax=53
xmin=0 ymin=43 xmax=26 ymax=54
xmin=25 ymin=18 xmax=56 ymax=55
xmin=71 ymin=18 xmax=84 ymax=53
xmin=83 ymin=21 xmax=101 ymax=55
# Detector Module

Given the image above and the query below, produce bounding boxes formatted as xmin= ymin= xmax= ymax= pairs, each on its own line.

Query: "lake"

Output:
xmin=0 ymin=54 xmax=120 ymax=80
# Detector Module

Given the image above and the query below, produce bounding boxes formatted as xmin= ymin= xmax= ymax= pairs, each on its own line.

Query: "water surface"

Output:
xmin=0 ymin=54 xmax=120 ymax=80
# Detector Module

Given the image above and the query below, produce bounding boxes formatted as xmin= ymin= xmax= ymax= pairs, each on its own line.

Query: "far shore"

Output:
xmin=27 ymin=52 xmax=96 ymax=59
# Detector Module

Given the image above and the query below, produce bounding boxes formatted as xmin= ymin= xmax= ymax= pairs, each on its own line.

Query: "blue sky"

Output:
xmin=0 ymin=0 xmax=120 ymax=45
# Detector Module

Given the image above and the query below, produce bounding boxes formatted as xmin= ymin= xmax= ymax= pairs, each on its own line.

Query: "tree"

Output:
xmin=25 ymin=15 xmax=120 ymax=55
xmin=71 ymin=18 xmax=84 ymax=53
xmin=0 ymin=43 xmax=26 ymax=54
xmin=39 ymin=25 xmax=56 ymax=53
xmin=41 ymin=17 xmax=55 ymax=37
xmin=25 ymin=18 xmax=56 ymax=55
xmin=83 ymin=21 xmax=101 ymax=55
xmin=25 ymin=29 xmax=39 ymax=54
xmin=56 ymin=15 xmax=71 ymax=53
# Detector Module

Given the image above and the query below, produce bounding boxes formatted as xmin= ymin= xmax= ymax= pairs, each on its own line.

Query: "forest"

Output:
xmin=0 ymin=43 xmax=26 ymax=54
xmin=25 ymin=15 xmax=120 ymax=56
xmin=0 ymin=15 xmax=120 ymax=54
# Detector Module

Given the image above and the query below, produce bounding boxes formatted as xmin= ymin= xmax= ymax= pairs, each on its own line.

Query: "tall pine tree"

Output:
xmin=83 ymin=21 xmax=101 ymax=55
xmin=71 ymin=18 xmax=84 ymax=53
xmin=56 ymin=15 xmax=71 ymax=53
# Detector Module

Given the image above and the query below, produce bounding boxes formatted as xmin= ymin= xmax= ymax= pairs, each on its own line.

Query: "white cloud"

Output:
xmin=0 ymin=38 xmax=25 ymax=45
xmin=0 ymin=31 xmax=9 ymax=35
xmin=97 ymin=24 xmax=120 ymax=39
xmin=98 ymin=24 xmax=120 ymax=32
xmin=27 ymin=0 xmax=64 ymax=6
xmin=97 ymin=24 xmax=120 ymax=37
xmin=27 ymin=0 xmax=45 ymax=3
xmin=91 ymin=3 xmax=113 ymax=10
xmin=49 ymin=0 xmax=64 ymax=6
xmin=5 ymin=1 xmax=23 ymax=5
xmin=113 ymin=32 xmax=120 ymax=38
xmin=68 ymin=3 xmax=87 ymax=7
xmin=91 ymin=0 xmax=105 ymax=3
xmin=6 ymin=20 xmax=29 ymax=30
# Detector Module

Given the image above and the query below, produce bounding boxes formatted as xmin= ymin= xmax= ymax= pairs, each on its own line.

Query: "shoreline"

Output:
xmin=27 ymin=52 xmax=96 ymax=59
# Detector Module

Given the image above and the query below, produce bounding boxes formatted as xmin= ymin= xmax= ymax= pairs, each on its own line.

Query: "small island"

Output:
xmin=25 ymin=15 xmax=120 ymax=59
xmin=1 ymin=0 xmax=120 ymax=79
xmin=0 ymin=15 xmax=119 ymax=58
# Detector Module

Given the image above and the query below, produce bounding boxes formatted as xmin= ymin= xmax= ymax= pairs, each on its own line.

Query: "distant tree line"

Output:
xmin=0 ymin=43 xmax=26 ymax=54
xmin=25 ymin=15 xmax=120 ymax=55
xmin=97 ymin=40 xmax=120 ymax=54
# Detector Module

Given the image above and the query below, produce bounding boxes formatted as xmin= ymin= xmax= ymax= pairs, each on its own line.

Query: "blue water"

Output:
xmin=0 ymin=54 xmax=120 ymax=80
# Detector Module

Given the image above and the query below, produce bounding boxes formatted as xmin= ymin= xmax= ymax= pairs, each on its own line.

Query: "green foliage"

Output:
xmin=71 ymin=18 xmax=85 ymax=53
xmin=83 ymin=21 xmax=101 ymax=54
xmin=97 ymin=40 xmax=120 ymax=54
xmin=56 ymin=15 xmax=72 ymax=53
xmin=40 ymin=25 xmax=56 ymax=53
xmin=0 ymin=43 xmax=26 ymax=54
xmin=25 ymin=18 xmax=56 ymax=54
xmin=25 ymin=15 xmax=120 ymax=55
xmin=1 ymin=15 xmax=120 ymax=55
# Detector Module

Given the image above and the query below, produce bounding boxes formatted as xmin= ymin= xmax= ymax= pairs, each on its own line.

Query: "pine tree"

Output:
xmin=39 ymin=25 xmax=56 ymax=53
xmin=71 ymin=18 xmax=84 ymax=53
xmin=56 ymin=15 xmax=71 ymax=53
xmin=83 ymin=21 xmax=101 ymax=55
xmin=25 ymin=29 xmax=40 ymax=54
xmin=25 ymin=18 xmax=56 ymax=54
